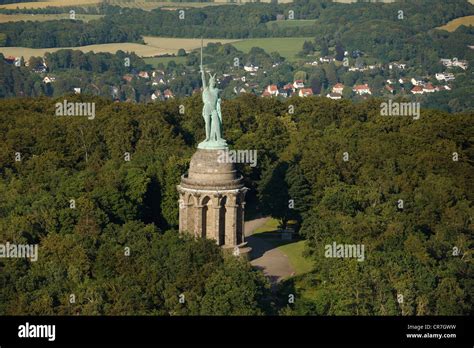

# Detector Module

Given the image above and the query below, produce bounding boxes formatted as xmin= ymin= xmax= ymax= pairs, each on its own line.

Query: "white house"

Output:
xmin=293 ymin=80 xmax=305 ymax=89
xmin=42 ymin=76 xmax=55 ymax=84
xmin=453 ymin=60 xmax=468 ymax=70
xmin=332 ymin=83 xmax=344 ymax=94
xmin=265 ymin=84 xmax=279 ymax=97
xmin=435 ymin=73 xmax=455 ymax=82
xmin=138 ymin=71 xmax=150 ymax=79
xmin=298 ymin=88 xmax=313 ymax=97
xmin=353 ymin=84 xmax=371 ymax=95
xmin=319 ymin=56 xmax=335 ymax=63
xmin=244 ymin=65 xmax=259 ymax=72
xmin=151 ymin=90 xmax=162 ymax=101
xmin=411 ymin=78 xmax=424 ymax=86
xmin=423 ymin=83 xmax=436 ymax=93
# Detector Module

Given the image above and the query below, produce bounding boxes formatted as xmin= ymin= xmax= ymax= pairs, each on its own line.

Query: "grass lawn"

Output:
xmin=231 ymin=37 xmax=313 ymax=62
xmin=251 ymin=218 xmax=313 ymax=276
xmin=252 ymin=218 xmax=280 ymax=234
xmin=278 ymin=240 xmax=313 ymax=275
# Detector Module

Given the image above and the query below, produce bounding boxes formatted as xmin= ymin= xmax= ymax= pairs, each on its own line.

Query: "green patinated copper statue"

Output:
xmin=198 ymin=39 xmax=228 ymax=150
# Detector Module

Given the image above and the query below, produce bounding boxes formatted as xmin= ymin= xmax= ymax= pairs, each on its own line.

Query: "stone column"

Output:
xmin=212 ymin=206 xmax=221 ymax=244
xmin=225 ymin=194 xmax=238 ymax=246
xmin=178 ymin=190 xmax=186 ymax=233
xmin=240 ymin=202 xmax=246 ymax=244
xmin=211 ymin=193 xmax=222 ymax=243
xmin=194 ymin=204 xmax=204 ymax=238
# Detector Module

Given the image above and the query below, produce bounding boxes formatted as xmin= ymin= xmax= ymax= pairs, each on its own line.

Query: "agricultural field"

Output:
xmin=437 ymin=15 xmax=474 ymax=32
xmin=143 ymin=36 xmax=237 ymax=52
xmin=0 ymin=0 xmax=295 ymax=10
xmin=0 ymin=13 xmax=103 ymax=23
xmin=231 ymin=37 xmax=312 ymax=61
xmin=107 ymin=0 xmax=234 ymax=10
xmin=0 ymin=0 xmax=101 ymax=9
xmin=0 ymin=36 xmax=238 ymax=60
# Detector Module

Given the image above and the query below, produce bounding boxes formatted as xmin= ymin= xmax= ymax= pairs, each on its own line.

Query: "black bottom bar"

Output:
xmin=0 ymin=316 xmax=472 ymax=346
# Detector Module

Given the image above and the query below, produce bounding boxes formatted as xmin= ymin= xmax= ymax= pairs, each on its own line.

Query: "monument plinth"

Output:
xmin=177 ymin=41 xmax=250 ymax=258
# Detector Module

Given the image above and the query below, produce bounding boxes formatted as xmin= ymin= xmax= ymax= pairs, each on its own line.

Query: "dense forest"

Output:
xmin=0 ymin=94 xmax=472 ymax=315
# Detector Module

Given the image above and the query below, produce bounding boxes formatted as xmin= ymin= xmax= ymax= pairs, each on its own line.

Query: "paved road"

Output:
xmin=244 ymin=218 xmax=295 ymax=284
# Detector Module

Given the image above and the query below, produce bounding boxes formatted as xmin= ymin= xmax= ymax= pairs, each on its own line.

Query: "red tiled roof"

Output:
xmin=353 ymin=84 xmax=370 ymax=90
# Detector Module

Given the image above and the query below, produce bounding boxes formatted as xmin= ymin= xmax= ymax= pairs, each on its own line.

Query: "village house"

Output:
xmin=74 ymin=88 xmax=81 ymax=94
xmin=452 ymin=60 xmax=468 ymax=70
xmin=152 ymin=70 xmax=165 ymax=78
xmin=233 ymin=86 xmax=247 ymax=94
xmin=332 ymin=83 xmax=344 ymax=94
xmin=163 ymin=89 xmax=174 ymax=99
xmin=244 ymin=64 xmax=259 ymax=72
xmin=278 ymin=88 xmax=289 ymax=98
xmin=264 ymin=84 xmax=279 ymax=97
xmin=435 ymin=72 xmax=455 ymax=82
xmin=353 ymin=84 xmax=371 ymax=95
xmin=437 ymin=85 xmax=452 ymax=91
xmin=411 ymin=86 xmax=424 ymax=94
xmin=326 ymin=92 xmax=342 ymax=100
xmin=123 ymin=74 xmax=134 ymax=83
xmin=411 ymin=78 xmax=424 ymax=86
xmin=389 ymin=62 xmax=407 ymax=70
xmin=423 ymin=83 xmax=436 ymax=93
xmin=151 ymin=90 xmax=163 ymax=101
xmin=152 ymin=75 xmax=166 ymax=86
xmin=440 ymin=58 xmax=452 ymax=66
xmin=32 ymin=62 xmax=47 ymax=73
xmin=441 ymin=58 xmax=468 ymax=70
xmin=42 ymin=76 xmax=56 ymax=84
xmin=319 ymin=56 xmax=335 ymax=63
xmin=298 ymin=88 xmax=313 ymax=97
xmin=283 ymin=83 xmax=294 ymax=92
xmin=138 ymin=71 xmax=150 ymax=79
xmin=4 ymin=56 xmax=16 ymax=64
xmin=293 ymin=80 xmax=305 ymax=89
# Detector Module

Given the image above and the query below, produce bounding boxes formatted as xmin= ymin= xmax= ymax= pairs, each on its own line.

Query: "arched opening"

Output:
xmin=201 ymin=196 xmax=211 ymax=239
xmin=218 ymin=196 xmax=227 ymax=246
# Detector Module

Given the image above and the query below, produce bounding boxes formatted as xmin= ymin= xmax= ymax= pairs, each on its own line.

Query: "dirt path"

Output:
xmin=244 ymin=218 xmax=295 ymax=284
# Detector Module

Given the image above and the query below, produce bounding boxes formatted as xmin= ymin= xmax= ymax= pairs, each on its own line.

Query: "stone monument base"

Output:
xmin=177 ymin=148 xmax=249 ymax=252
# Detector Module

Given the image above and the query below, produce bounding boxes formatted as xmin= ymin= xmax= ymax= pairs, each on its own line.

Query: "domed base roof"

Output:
xmin=180 ymin=149 xmax=244 ymax=190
